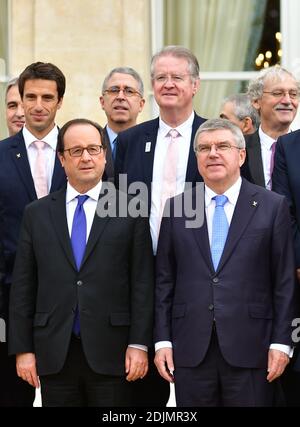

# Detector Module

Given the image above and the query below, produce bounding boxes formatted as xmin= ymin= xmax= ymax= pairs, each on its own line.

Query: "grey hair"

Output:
xmin=5 ymin=77 xmax=19 ymax=100
xmin=247 ymin=65 xmax=300 ymax=101
xmin=101 ymin=67 xmax=144 ymax=96
xmin=150 ymin=45 xmax=200 ymax=81
xmin=221 ymin=93 xmax=260 ymax=129
xmin=194 ymin=118 xmax=246 ymax=151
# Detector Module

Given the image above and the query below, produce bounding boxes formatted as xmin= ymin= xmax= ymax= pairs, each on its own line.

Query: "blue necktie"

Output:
xmin=211 ymin=195 xmax=229 ymax=271
xmin=112 ymin=138 xmax=117 ymax=161
xmin=71 ymin=195 xmax=89 ymax=335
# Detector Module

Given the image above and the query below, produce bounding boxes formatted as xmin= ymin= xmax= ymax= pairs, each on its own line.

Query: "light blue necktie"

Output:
xmin=211 ymin=195 xmax=229 ymax=271
xmin=71 ymin=195 xmax=89 ymax=336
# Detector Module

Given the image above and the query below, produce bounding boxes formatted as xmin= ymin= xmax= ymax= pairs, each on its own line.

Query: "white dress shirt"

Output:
xmin=150 ymin=112 xmax=194 ymax=255
xmin=23 ymin=125 xmax=58 ymax=192
xmin=259 ymin=127 xmax=276 ymax=190
xmin=156 ymin=176 xmax=291 ymax=356
xmin=66 ymin=180 xmax=147 ymax=352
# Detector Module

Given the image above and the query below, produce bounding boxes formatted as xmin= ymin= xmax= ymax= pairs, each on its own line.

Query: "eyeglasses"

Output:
xmin=195 ymin=142 xmax=241 ymax=154
xmin=64 ymin=145 xmax=103 ymax=157
xmin=152 ymin=74 xmax=192 ymax=84
xmin=103 ymin=86 xmax=142 ymax=97
xmin=263 ymin=90 xmax=300 ymax=100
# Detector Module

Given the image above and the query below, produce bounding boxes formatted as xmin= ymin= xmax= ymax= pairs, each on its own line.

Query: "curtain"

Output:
xmin=164 ymin=0 xmax=267 ymax=118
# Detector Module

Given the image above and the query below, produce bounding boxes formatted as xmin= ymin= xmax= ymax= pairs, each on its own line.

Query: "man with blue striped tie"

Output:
xmin=154 ymin=118 xmax=296 ymax=407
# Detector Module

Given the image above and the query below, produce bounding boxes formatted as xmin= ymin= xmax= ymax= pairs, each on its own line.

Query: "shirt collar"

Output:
xmin=205 ymin=176 xmax=242 ymax=207
xmin=23 ymin=125 xmax=59 ymax=151
xmin=66 ymin=180 xmax=103 ymax=204
xmin=106 ymin=125 xmax=118 ymax=144
xmin=159 ymin=111 xmax=195 ymax=137
xmin=258 ymin=126 xmax=276 ymax=150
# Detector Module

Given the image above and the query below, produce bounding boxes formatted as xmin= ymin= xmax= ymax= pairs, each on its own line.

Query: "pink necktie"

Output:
xmin=33 ymin=140 xmax=48 ymax=199
xmin=159 ymin=129 xmax=180 ymax=230
xmin=269 ymin=141 xmax=276 ymax=189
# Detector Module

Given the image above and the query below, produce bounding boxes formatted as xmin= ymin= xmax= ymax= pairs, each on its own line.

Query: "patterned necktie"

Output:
xmin=211 ymin=195 xmax=229 ymax=271
xmin=71 ymin=195 xmax=89 ymax=336
xmin=159 ymin=129 xmax=180 ymax=230
xmin=269 ymin=141 xmax=276 ymax=189
xmin=33 ymin=140 xmax=48 ymax=198
xmin=111 ymin=137 xmax=117 ymax=161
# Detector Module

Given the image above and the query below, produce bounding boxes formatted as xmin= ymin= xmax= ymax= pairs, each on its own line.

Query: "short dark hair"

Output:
xmin=57 ymin=118 xmax=107 ymax=154
xmin=18 ymin=62 xmax=66 ymax=100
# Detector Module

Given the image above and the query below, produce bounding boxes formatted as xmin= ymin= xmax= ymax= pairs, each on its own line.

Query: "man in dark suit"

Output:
xmin=241 ymin=66 xmax=299 ymax=189
xmin=272 ymin=129 xmax=300 ymax=405
xmin=8 ymin=119 xmax=154 ymax=407
xmin=155 ymin=118 xmax=296 ymax=406
xmin=0 ymin=62 xmax=67 ymax=406
xmin=115 ymin=45 xmax=206 ymax=406
xmin=100 ymin=67 xmax=145 ymax=182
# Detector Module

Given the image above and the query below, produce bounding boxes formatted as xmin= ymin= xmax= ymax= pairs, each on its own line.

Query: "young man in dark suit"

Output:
xmin=0 ymin=62 xmax=67 ymax=406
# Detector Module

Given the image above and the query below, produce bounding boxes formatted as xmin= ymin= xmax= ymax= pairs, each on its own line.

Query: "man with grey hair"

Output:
xmin=5 ymin=77 xmax=25 ymax=136
xmin=220 ymin=93 xmax=259 ymax=135
xmin=115 ymin=45 xmax=206 ymax=406
xmin=100 ymin=67 xmax=145 ymax=181
xmin=242 ymin=65 xmax=299 ymax=189
xmin=154 ymin=118 xmax=296 ymax=406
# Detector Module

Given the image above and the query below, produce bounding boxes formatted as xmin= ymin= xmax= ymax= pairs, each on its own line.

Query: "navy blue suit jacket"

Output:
xmin=114 ymin=114 xmax=206 ymax=210
xmin=272 ymin=129 xmax=300 ymax=267
xmin=0 ymin=130 xmax=66 ymax=284
xmin=155 ymin=179 xmax=296 ymax=369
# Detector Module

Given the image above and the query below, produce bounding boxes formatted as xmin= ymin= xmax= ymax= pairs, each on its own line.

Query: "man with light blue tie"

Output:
xmin=99 ymin=67 xmax=145 ymax=182
xmin=154 ymin=118 xmax=296 ymax=406
xmin=8 ymin=118 xmax=154 ymax=406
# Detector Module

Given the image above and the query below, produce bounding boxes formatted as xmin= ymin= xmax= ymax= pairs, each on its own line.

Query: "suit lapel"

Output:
xmin=103 ymin=127 xmax=115 ymax=182
xmin=81 ymin=189 xmax=113 ymax=267
xmin=49 ymin=189 xmax=76 ymax=269
xmin=50 ymin=154 xmax=67 ymax=192
xmin=185 ymin=114 xmax=205 ymax=185
xmin=191 ymin=187 xmax=214 ymax=271
xmin=246 ymin=131 xmax=265 ymax=187
xmin=10 ymin=132 xmax=37 ymax=200
xmin=142 ymin=118 xmax=159 ymax=188
xmin=216 ymin=179 xmax=259 ymax=272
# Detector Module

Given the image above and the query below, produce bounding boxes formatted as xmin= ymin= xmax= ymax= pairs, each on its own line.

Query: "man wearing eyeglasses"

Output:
xmin=241 ymin=66 xmax=299 ymax=190
xmin=115 ymin=45 xmax=206 ymax=406
xmin=8 ymin=118 xmax=154 ymax=407
xmin=0 ymin=62 xmax=67 ymax=407
xmin=154 ymin=118 xmax=296 ymax=406
xmin=100 ymin=67 xmax=145 ymax=182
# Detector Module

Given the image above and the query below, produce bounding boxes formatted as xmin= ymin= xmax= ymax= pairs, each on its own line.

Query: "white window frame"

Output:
xmin=150 ymin=0 xmax=300 ymax=126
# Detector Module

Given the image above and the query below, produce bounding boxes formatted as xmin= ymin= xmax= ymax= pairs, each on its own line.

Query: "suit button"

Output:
xmin=77 ymin=280 xmax=83 ymax=286
xmin=212 ymin=277 xmax=219 ymax=284
xmin=208 ymin=304 xmax=214 ymax=311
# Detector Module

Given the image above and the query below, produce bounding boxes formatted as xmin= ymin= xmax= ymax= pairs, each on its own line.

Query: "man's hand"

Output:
xmin=16 ymin=352 xmax=39 ymax=388
xmin=125 ymin=347 xmax=148 ymax=382
xmin=154 ymin=348 xmax=174 ymax=383
xmin=296 ymin=268 xmax=300 ymax=283
xmin=267 ymin=349 xmax=289 ymax=382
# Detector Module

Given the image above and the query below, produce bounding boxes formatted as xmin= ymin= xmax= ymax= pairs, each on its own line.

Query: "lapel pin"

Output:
xmin=252 ymin=200 xmax=258 ymax=207
xmin=16 ymin=153 xmax=21 ymax=158
xmin=145 ymin=142 xmax=151 ymax=152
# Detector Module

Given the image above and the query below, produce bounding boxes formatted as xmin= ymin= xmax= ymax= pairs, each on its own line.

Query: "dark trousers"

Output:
xmin=174 ymin=326 xmax=274 ymax=407
xmin=0 ymin=342 xmax=35 ymax=407
xmin=40 ymin=335 xmax=133 ymax=407
xmin=131 ymin=347 xmax=170 ymax=407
